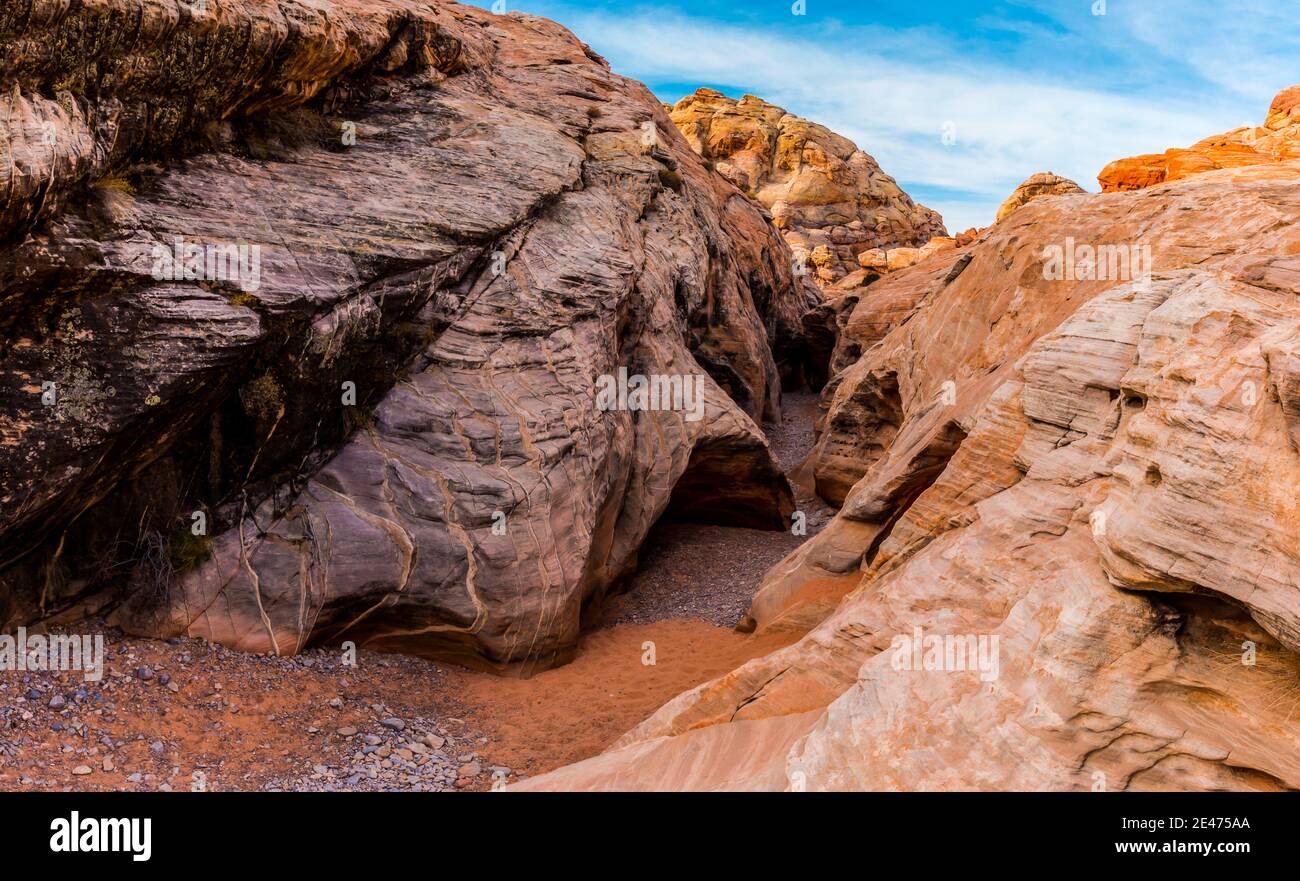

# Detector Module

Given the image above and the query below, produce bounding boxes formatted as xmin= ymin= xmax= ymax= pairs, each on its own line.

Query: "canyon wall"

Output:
xmin=0 ymin=0 xmax=819 ymax=673
xmin=522 ymin=87 xmax=1300 ymax=790
xmin=9 ymin=0 xmax=1295 ymax=792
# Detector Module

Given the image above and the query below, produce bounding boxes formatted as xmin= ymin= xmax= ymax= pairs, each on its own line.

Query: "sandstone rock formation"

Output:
xmin=1099 ymin=85 xmax=1300 ymax=191
xmin=0 ymin=0 xmax=818 ymax=672
xmin=995 ymin=172 xmax=1086 ymax=222
xmin=837 ymin=234 xmax=967 ymax=284
xmin=669 ymin=89 xmax=946 ymax=286
xmin=520 ymin=92 xmax=1300 ymax=789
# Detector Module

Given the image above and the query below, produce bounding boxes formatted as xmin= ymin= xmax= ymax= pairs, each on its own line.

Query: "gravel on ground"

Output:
xmin=0 ymin=389 xmax=835 ymax=790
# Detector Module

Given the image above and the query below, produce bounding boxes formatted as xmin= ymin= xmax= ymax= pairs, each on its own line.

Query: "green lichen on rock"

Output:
xmin=168 ymin=524 xmax=213 ymax=574
xmin=239 ymin=372 xmax=284 ymax=431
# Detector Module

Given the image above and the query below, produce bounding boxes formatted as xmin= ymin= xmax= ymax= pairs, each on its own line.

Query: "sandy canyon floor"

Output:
xmin=0 ymin=395 xmax=829 ymax=792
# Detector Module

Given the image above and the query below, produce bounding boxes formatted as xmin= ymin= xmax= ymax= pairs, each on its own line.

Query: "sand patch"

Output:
xmin=447 ymin=620 xmax=796 ymax=778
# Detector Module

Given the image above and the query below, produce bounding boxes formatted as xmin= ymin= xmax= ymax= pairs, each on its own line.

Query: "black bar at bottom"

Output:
xmin=1 ymin=791 xmax=1279 ymax=868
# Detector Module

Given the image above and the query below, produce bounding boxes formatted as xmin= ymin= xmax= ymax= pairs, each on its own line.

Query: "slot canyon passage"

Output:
xmin=2 ymin=0 xmax=1300 ymax=793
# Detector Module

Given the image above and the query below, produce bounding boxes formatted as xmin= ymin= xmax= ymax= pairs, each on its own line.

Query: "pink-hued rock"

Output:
xmin=0 ymin=0 xmax=817 ymax=672
xmin=522 ymin=134 xmax=1300 ymax=789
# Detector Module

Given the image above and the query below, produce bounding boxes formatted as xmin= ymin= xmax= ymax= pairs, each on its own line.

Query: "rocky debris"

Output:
xmin=596 ymin=393 xmax=833 ymax=629
xmin=994 ymin=172 xmax=1086 ymax=222
xmin=669 ymin=89 xmax=946 ymax=287
xmin=0 ymin=625 xmax=513 ymax=791
xmin=817 ymin=234 xmax=966 ymax=295
xmin=286 ymin=714 xmax=508 ymax=792
xmin=517 ymin=102 xmax=1300 ymax=791
xmin=1099 ymin=84 xmax=1300 ymax=191
xmin=0 ymin=0 xmax=818 ymax=674
xmin=597 ymin=523 xmax=810 ymax=631
xmin=884 ymin=237 xmax=958 ymax=272
xmin=856 ymin=249 xmax=890 ymax=273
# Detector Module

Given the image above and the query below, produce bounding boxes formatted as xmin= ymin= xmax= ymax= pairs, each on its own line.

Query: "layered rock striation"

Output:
xmin=522 ymin=87 xmax=1300 ymax=789
xmin=0 ymin=0 xmax=818 ymax=672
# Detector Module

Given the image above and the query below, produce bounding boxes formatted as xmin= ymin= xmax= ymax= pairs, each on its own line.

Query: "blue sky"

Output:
xmin=466 ymin=0 xmax=1299 ymax=232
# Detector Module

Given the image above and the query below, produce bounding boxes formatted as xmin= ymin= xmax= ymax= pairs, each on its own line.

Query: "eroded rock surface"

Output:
xmin=1100 ymin=85 xmax=1300 ymax=192
xmin=0 ymin=0 xmax=817 ymax=672
xmin=521 ymin=98 xmax=1300 ymax=789
xmin=669 ymin=89 xmax=946 ymax=287
xmin=995 ymin=172 xmax=1086 ymax=222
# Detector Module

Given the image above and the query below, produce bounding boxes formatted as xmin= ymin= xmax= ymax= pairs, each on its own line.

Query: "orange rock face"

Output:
xmin=1099 ymin=85 xmax=1300 ymax=191
xmin=669 ymin=89 xmax=946 ymax=286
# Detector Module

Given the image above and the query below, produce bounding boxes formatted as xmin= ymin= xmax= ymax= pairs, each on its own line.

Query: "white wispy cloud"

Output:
xmin=1024 ymin=0 xmax=1300 ymax=107
xmin=531 ymin=3 xmax=1290 ymax=232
